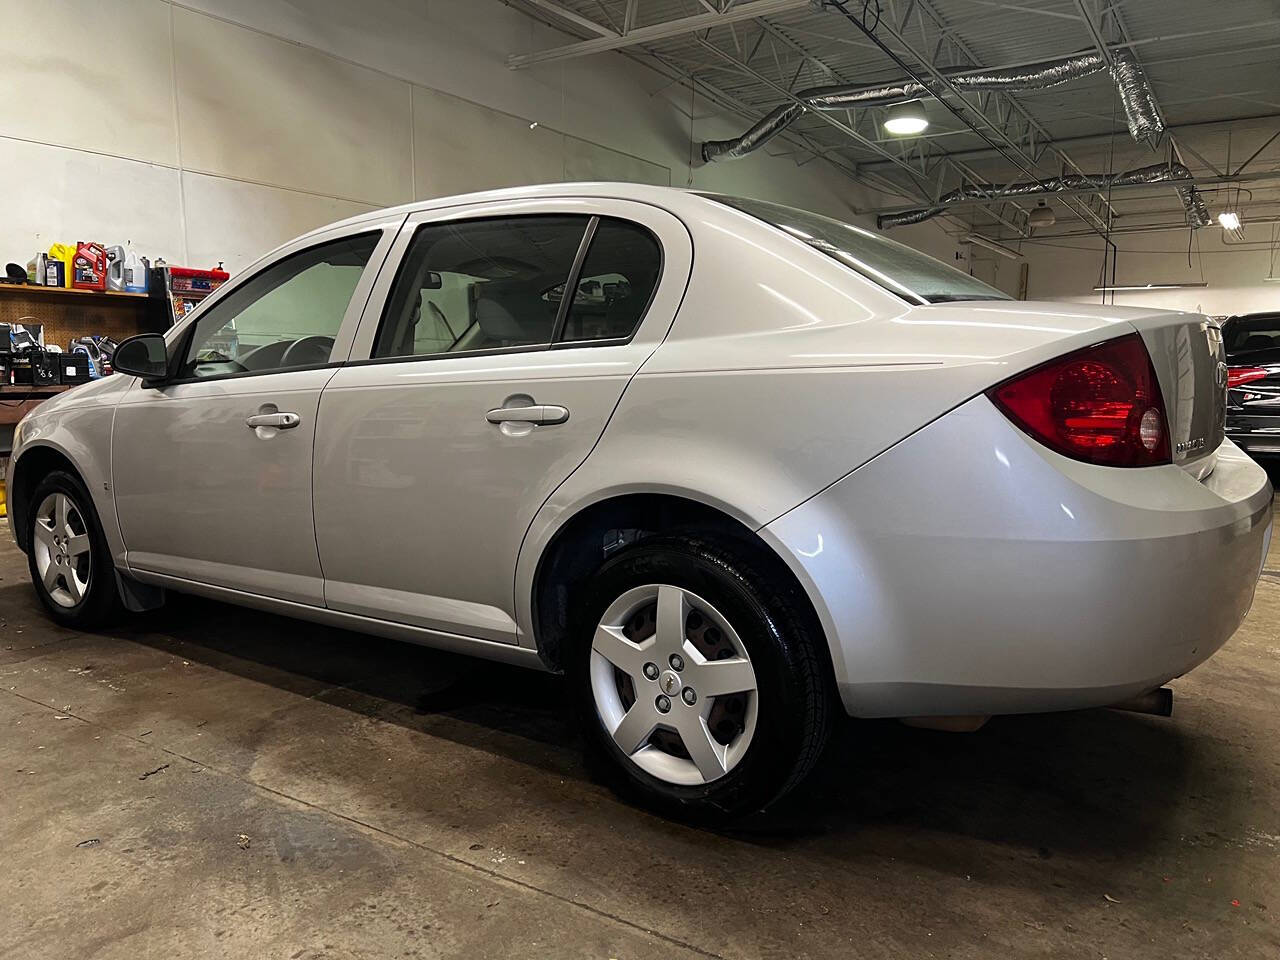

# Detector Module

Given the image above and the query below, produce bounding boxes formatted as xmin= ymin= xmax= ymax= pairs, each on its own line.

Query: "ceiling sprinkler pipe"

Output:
xmin=877 ymin=162 xmax=1207 ymax=229
xmin=700 ymin=50 xmax=1166 ymax=163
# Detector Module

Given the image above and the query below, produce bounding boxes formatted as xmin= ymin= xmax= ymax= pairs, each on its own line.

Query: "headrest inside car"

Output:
xmin=474 ymin=285 xmax=553 ymax=342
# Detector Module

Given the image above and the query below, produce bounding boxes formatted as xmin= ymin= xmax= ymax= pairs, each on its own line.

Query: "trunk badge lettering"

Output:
xmin=1176 ymin=437 xmax=1206 ymax=455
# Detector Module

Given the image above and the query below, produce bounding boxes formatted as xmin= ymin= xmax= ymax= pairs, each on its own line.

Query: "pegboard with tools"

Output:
xmin=0 ymin=284 xmax=165 ymax=351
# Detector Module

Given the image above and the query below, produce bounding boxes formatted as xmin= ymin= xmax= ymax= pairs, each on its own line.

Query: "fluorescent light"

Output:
xmin=1092 ymin=282 xmax=1209 ymax=291
xmin=884 ymin=102 xmax=928 ymax=136
xmin=960 ymin=233 xmax=1023 ymax=260
xmin=1218 ymin=211 xmax=1241 ymax=230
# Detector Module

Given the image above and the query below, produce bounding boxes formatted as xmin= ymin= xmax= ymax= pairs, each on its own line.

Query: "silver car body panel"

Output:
xmin=6 ymin=183 xmax=1270 ymax=717
xmin=764 ymin=397 xmax=1271 ymax=716
xmin=315 ymin=197 xmax=693 ymax=644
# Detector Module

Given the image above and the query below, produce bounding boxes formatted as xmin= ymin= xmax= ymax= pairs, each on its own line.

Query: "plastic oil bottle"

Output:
xmin=123 ymin=241 xmax=147 ymax=294
xmin=106 ymin=244 xmax=127 ymax=291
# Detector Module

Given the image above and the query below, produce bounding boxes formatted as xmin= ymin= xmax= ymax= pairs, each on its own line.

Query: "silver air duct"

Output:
xmin=1110 ymin=50 xmax=1164 ymax=144
xmin=876 ymin=162 xmax=1209 ymax=229
xmin=1175 ymin=183 xmax=1212 ymax=228
xmin=702 ymin=102 xmax=805 ymax=162
xmin=701 ymin=51 xmax=1165 ymax=163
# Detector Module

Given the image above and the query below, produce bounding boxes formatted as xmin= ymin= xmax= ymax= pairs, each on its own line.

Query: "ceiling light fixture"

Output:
xmin=960 ymin=233 xmax=1023 ymax=261
xmin=1218 ymin=211 xmax=1241 ymax=231
xmin=1092 ymin=282 xmax=1209 ymax=291
xmin=1028 ymin=203 xmax=1056 ymax=229
xmin=884 ymin=102 xmax=928 ymax=136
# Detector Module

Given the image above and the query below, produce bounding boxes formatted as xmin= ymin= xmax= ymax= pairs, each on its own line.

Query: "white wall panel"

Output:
xmin=0 ymin=0 xmax=944 ymax=287
xmin=412 ymin=86 xmax=564 ymax=199
xmin=563 ymin=137 xmax=669 ymax=187
xmin=172 ymin=6 xmax=413 ymax=206
xmin=182 ymin=172 xmax=375 ymax=273
xmin=0 ymin=138 xmax=183 ymax=265
xmin=0 ymin=0 xmax=176 ymax=165
xmin=1023 ymin=230 xmax=1278 ymax=315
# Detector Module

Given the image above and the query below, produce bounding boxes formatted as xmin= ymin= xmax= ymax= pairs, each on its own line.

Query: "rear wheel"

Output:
xmin=571 ymin=535 xmax=832 ymax=819
xmin=26 ymin=470 xmax=122 ymax=628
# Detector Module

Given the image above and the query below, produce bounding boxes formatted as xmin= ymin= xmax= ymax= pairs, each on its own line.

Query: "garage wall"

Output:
xmin=0 ymin=0 xmax=938 ymax=275
xmin=1017 ymin=227 xmax=1279 ymax=316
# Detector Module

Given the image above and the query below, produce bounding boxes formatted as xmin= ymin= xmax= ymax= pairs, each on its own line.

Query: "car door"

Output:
xmin=313 ymin=198 xmax=692 ymax=643
xmin=112 ymin=219 xmax=400 ymax=604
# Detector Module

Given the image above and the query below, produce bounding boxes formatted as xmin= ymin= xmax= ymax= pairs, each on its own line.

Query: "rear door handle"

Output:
xmin=486 ymin=404 xmax=570 ymax=426
xmin=245 ymin=412 xmax=301 ymax=430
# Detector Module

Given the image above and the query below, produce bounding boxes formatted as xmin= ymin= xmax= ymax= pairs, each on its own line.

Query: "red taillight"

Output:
xmin=1228 ymin=366 xmax=1269 ymax=389
xmin=988 ymin=333 xmax=1171 ymax=467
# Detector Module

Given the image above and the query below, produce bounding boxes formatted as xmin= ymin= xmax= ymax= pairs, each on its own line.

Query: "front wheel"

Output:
xmin=571 ymin=535 xmax=833 ymax=819
xmin=26 ymin=470 xmax=122 ymax=628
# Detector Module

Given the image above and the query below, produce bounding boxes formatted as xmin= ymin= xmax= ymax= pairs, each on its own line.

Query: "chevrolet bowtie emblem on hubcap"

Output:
xmin=659 ymin=671 xmax=680 ymax=696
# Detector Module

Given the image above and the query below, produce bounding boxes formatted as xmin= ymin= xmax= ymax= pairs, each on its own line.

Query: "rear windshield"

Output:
xmin=702 ymin=194 xmax=1009 ymax=305
xmin=1224 ymin=314 xmax=1280 ymax=357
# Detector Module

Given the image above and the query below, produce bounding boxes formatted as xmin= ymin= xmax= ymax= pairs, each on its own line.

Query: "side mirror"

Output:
xmin=113 ymin=333 xmax=170 ymax=382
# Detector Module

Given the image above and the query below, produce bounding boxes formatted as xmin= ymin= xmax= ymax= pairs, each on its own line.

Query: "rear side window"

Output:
xmin=374 ymin=215 xmax=590 ymax=359
xmin=1225 ymin=315 xmax=1280 ymax=357
xmin=558 ymin=218 xmax=662 ymax=343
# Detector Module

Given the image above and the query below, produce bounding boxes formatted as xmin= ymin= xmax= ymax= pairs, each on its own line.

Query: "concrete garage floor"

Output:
xmin=2 ymin=514 xmax=1279 ymax=960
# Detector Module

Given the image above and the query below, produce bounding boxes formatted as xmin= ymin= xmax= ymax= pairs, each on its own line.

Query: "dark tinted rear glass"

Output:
xmin=559 ymin=218 xmax=662 ymax=343
xmin=1224 ymin=314 xmax=1280 ymax=357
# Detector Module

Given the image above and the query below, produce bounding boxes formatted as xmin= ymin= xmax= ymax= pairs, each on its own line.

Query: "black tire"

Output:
xmin=25 ymin=469 xmax=123 ymax=629
xmin=569 ymin=534 xmax=833 ymax=820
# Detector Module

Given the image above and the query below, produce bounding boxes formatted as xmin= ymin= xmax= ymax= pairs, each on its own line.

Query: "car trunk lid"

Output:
xmin=1125 ymin=311 xmax=1227 ymax=478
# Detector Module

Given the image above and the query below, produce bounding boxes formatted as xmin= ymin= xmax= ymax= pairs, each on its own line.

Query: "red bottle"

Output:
xmin=72 ymin=242 xmax=108 ymax=291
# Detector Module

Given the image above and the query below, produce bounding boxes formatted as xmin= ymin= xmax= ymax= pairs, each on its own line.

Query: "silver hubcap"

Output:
xmin=32 ymin=492 xmax=92 ymax=608
xmin=590 ymin=584 xmax=759 ymax=786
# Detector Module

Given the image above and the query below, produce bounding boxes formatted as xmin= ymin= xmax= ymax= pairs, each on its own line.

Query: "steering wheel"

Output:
xmin=280 ymin=335 xmax=335 ymax=368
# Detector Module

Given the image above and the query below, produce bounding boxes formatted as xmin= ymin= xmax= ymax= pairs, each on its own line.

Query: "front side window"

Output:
xmin=702 ymin=193 xmax=1009 ymax=305
xmin=374 ymin=216 xmax=590 ymax=359
xmin=181 ymin=233 xmax=379 ymax=380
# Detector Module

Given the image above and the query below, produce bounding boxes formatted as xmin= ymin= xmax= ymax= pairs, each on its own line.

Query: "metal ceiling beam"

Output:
xmin=844 ymin=0 xmax=1110 ymax=235
xmin=855 ymin=113 xmax=1280 ymax=168
xmin=693 ymin=35 xmax=940 ymax=203
xmin=508 ymin=0 xmax=810 ymax=69
xmin=508 ymin=1 xmax=876 ymax=186
xmin=520 ymin=0 xmax=617 ymax=37
xmin=865 ymin=166 xmax=1280 ymax=215
xmin=1236 ymin=130 xmax=1280 ymax=176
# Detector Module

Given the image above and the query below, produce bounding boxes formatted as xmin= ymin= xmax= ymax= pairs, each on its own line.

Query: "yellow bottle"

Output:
xmin=47 ymin=242 xmax=75 ymax=288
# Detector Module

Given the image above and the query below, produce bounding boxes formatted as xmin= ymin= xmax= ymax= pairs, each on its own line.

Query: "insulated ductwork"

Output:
xmin=701 ymin=50 xmax=1165 ymax=162
xmin=876 ymin=162 xmax=1209 ymax=229
xmin=1175 ymin=183 xmax=1213 ymax=228
xmin=1110 ymin=50 xmax=1163 ymax=144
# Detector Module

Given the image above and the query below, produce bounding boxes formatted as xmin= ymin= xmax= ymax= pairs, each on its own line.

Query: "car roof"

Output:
xmin=297 ymin=182 xmax=709 ymax=241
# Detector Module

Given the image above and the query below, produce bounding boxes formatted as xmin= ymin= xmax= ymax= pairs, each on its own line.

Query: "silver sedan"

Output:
xmin=7 ymin=184 xmax=1271 ymax=817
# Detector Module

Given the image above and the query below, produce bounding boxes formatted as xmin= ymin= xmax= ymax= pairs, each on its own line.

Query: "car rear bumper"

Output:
xmin=764 ymin=395 xmax=1273 ymax=718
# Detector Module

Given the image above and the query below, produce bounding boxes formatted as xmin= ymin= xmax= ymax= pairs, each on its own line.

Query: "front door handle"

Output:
xmin=486 ymin=404 xmax=570 ymax=426
xmin=245 ymin=412 xmax=301 ymax=430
